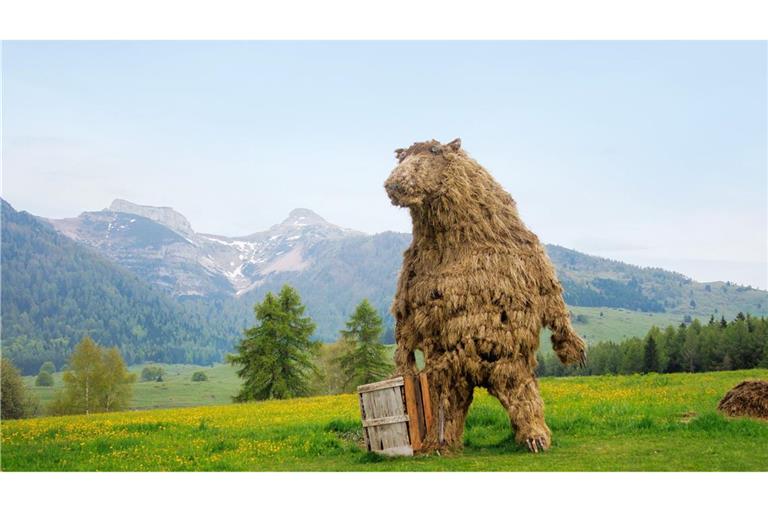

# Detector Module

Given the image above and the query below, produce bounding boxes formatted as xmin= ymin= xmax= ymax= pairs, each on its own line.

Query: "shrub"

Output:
xmin=141 ymin=366 xmax=165 ymax=382
xmin=191 ymin=371 xmax=208 ymax=382
xmin=2 ymin=357 xmax=39 ymax=419
xmin=35 ymin=371 xmax=54 ymax=387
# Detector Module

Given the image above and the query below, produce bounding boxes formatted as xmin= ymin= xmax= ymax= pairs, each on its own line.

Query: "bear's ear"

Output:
xmin=447 ymin=138 xmax=462 ymax=151
xmin=394 ymin=148 xmax=406 ymax=162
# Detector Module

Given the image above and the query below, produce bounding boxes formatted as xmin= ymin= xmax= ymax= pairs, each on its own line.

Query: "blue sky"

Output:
xmin=2 ymin=41 xmax=766 ymax=288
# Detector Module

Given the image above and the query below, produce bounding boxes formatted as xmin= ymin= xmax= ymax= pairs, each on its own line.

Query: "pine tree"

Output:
xmin=337 ymin=299 xmax=394 ymax=390
xmin=643 ymin=335 xmax=659 ymax=373
xmin=229 ymin=285 xmax=318 ymax=401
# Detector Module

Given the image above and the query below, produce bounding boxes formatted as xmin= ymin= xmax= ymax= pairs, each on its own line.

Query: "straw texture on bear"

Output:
xmin=384 ymin=139 xmax=586 ymax=453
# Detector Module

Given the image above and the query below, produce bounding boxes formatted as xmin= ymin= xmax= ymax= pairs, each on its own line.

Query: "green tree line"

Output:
xmin=538 ymin=313 xmax=768 ymax=377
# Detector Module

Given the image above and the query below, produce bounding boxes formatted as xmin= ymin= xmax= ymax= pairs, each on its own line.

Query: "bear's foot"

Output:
xmin=515 ymin=425 xmax=551 ymax=453
xmin=524 ymin=436 xmax=549 ymax=453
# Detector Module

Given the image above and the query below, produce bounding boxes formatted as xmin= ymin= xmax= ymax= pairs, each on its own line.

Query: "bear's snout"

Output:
xmin=384 ymin=177 xmax=407 ymax=205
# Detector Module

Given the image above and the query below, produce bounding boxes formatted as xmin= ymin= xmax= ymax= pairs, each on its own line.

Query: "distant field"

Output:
xmin=23 ymin=363 xmax=241 ymax=413
xmin=565 ymin=306 xmax=699 ymax=343
xmin=21 ymin=306 xmax=702 ymax=414
xmin=4 ymin=369 xmax=767 ymax=471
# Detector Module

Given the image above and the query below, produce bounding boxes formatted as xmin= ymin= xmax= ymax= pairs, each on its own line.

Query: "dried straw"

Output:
xmin=384 ymin=139 xmax=587 ymax=452
xmin=718 ymin=380 xmax=768 ymax=420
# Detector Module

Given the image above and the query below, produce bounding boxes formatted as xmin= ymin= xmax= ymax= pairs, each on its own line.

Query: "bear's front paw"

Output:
xmin=553 ymin=334 xmax=587 ymax=367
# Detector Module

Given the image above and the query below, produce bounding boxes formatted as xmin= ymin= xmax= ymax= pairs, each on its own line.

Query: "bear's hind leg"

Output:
xmin=488 ymin=361 xmax=551 ymax=453
xmin=420 ymin=357 xmax=474 ymax=453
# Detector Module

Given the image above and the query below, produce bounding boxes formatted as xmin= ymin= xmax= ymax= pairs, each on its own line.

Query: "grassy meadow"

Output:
xmin=23 ymin=363 xmax=241 ymax=412
xmin=4 ymin=369 xmax=767 ymax=471
xmin=20 ymin=306 xmax=691 ymax=414
xmin=565 ymin=306 xmax=692 ymax=343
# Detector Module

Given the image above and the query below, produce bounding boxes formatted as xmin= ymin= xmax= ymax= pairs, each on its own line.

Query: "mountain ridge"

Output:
xmin=3 ymin=197 xmax=765 ymax=368
xmin=43 ymin=199 xmax=768 ymax=332
xmin=46 ymin=199 xmax=363 ymax=298
xmin=0 ymin=199 xmax=232 ymax=374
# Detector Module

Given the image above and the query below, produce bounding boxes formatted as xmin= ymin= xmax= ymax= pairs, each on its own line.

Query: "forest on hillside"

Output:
xmin=0 ymin=201 xmax=235 ymax=374
xmin=538 ymin=313 xmax=768 ymax=377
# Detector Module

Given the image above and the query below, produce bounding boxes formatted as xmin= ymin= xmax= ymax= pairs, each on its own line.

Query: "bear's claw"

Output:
xmin=525 ymin=437 xmax=548 ymax=453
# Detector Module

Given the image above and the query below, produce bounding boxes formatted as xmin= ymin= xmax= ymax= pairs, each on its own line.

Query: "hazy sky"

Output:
xmin=2 ymin=41 xmax=766 ymax=289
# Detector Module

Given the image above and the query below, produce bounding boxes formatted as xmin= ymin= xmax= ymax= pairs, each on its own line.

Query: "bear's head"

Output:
xmin=384 ymin=138 xmax=463 ymax=208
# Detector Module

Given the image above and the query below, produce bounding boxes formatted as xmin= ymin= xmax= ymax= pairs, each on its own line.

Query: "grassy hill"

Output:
xmin=547 ymin=245 xmax=766 ymax=319
xmin=5 ymin=369 xmax=767 ymax=471
xmin=19 ymin=305 xmax=708 ymax=414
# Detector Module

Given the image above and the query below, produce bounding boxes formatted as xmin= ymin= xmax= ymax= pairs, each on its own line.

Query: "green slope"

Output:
xmin=0 ymin=200 xmax=230 ymax=374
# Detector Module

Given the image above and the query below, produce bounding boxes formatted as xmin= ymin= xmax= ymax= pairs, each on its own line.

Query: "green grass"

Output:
xmin=4 ymin=369 xmax=767 ymax=471
xmin=23 ymin=363 xmax=241 ymax=413
xmin=566 ymin=306 xmax=694 ymax=343
xmin=20 ymin=306 xmax=716 ymax=414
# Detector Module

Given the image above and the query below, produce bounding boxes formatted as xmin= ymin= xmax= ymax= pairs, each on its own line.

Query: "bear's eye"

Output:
xmin=430 ymin=145 xmax=440 ymax=155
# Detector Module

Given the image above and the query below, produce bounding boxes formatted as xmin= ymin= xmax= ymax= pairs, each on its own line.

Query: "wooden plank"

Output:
xmin=357 ymin=392 xmax=370 ymax=451
xmin=382 ymin=386 xmax=407 ymax=450
xmin=362 ymin=414 xmax=409 ymax=428
xmin=361 ymin=390 xmax=381 ymax=451
xmin=413 ymin=375 xmax=426 ymax=440
xmin=356 ymin=376 xmax=404 ymax=393
xmin=419 ymin=372 xmax=433 ymax=438
xmin=402 ymin=375 xmax=422 ymax=451
xmin=380 ymin=445 xmax=414 ymax=457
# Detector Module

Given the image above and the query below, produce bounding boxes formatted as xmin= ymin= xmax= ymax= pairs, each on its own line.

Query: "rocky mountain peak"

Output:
xmin=108 ymin=199 xmax=194 ymax=237
xmin=282 ymin=208 xmax=327 ymax=227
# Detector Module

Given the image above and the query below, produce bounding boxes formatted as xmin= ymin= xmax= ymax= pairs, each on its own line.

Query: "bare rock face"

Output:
xmin=109 ymin=199 xmax=195 ymax=238
xmin=47 ymin=200 xmax=363 ymax=298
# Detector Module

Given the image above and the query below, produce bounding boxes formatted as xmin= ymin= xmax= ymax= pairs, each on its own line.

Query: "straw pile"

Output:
xmin=717 ymin=380 xmax=768 ymax=420
xmin=384 ymin=139 xmax=587 ymax=453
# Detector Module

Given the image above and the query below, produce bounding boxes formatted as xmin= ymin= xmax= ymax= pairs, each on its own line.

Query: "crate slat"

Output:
xmin=362 ymin=414 xmax=409 ymax=427
xmin=403 ymin=376 xmax=422 ymax=451
xmin=419 ymin=372 xmax=433 ymax=432
xmin=356 ymin=376 xmax=405 ymax=393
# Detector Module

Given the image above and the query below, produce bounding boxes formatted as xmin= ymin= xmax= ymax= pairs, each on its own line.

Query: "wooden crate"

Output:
xmin=357 ymin=373 xmax=432 ymax=456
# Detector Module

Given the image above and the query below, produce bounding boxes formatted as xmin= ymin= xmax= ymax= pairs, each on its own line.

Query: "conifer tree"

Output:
xmin=337 ymin=299 xmax=393 ymax=390
xmin=643 ymin=335 xmax=659 ymax=373
xmin=229 ymin=285 xmax=318 ymax=401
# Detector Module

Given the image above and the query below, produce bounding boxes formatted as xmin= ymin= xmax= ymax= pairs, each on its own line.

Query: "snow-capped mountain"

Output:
xmin=41 ymin=199 xmax=768 ymax=341
xmin=47 ymin=200 xmax=363 ymax=298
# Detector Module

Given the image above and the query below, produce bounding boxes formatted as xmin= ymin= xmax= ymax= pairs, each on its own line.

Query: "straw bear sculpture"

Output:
xmin=384 ymin=139 xmax=587 ymax=453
